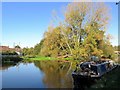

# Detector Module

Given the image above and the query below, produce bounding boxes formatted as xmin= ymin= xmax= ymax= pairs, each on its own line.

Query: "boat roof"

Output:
xmin=80 ymin=60 xmax=111 ymax=67
xmin=91 ymin=62 xmax=109 ymax=67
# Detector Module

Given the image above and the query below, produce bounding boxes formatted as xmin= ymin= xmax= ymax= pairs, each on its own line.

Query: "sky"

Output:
xmin=2 ymin=2 xmax=118 ymax=48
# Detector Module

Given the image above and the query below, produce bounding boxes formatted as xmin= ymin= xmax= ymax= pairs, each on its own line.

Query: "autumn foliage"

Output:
xmin=40 ymin=2 xmax=115 ymax=60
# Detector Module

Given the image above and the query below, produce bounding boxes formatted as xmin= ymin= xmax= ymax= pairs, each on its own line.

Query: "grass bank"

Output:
xmin=23 ymin=56 xmax=74 ymax=61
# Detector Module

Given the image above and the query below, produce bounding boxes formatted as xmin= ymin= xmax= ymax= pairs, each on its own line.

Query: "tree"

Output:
xmin=15 ymin=45 xmax=21 ymax=49
xmin=41 ymin=2 xmax=115 ymax=60
xmin=114 ymin=45 xmax=120 ymax=51
xmin=34 ymin=39 xmax=44 ymax=55
xmin=41 ymin=26 xmax=68 ymax=57
xmin=61 ymin=2 xmax=110 ymax=59
xmin=22 ymin=47 xmax=34 ymax=57
xmin=100 ymin=35 xmax=116 ymax=59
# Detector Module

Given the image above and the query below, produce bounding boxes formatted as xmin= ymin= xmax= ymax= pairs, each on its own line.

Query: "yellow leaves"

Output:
xmin=40 ymin=2 xmax=113 ymax=60
xmin=94 ymin=33 xmax=102 ymax=40
xmin=65 ymin=2 xmax=90 ymax=26
xmin=41 ymin=26 xmax=63 ymax=57
xmin=92 ymin=48 xmax=103 ymax=56
xmin=72 ymin=47 xmax=88 ymax=60
xmin=106 ymin=33 xmax=113 ymax=40
xmin=85 ymin=25 xmax=91 ymax=34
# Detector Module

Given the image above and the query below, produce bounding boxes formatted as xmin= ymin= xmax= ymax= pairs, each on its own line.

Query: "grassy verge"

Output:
xmin=23 ymin=56 xmax=56 ymax=61
xmin=23 ymin=56 xmax=74 ymax=61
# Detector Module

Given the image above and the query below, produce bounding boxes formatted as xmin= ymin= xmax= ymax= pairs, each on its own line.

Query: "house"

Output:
xmin=0 ymin=46 xmax=22 ymax=56
xmin=0 ymin=46 xmax=11 ymax=52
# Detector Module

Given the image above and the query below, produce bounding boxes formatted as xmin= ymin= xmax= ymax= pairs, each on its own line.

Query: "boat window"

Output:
xmin=80 ymin=63 xmax=90 ymax=70
xmin=100 ymin=64 xmax=107 ymax=72
xmin=91 ymin=65 xmax=98 ymax=74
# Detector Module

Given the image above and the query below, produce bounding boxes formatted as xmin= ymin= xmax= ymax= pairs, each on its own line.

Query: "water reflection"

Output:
xmin=1 ymin=60 xmax=74 ymax=88
xmin=34 ymin=60 xmax=73 ymax=88
xmin=1 ymin=60 xmax=120 ymax=89
xmin=1 ymin=61 xmax=20 ymax=70
xmin=1 ymin=61 xmax=45 ymax=88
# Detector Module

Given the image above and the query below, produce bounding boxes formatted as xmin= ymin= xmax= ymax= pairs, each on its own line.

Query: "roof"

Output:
xmin=0 ymin=46 xmax=10 ymax=51
xmin=0 ymin=46 xmax=22 ymax=52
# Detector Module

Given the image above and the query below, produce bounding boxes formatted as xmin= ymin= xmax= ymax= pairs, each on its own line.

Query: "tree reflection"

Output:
xmin=34 ymin=60 xmax=73 ymax=88
xmin=1 ymin=61 xmax=20 ymax=70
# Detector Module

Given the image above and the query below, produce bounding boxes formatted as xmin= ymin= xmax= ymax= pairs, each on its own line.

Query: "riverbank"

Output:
xmin=22 ymin=55 xmax=120 ymax=63
xmin=23 ymin=56 xmax=73 ymax=61
xmin=2 ymin=56 xmax=23 ymax=63
xmin=22 ymin=56 xmax=80 ymax=68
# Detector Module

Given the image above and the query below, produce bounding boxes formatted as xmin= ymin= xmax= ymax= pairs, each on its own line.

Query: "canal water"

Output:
xmin=0 ymin=60 xmax=120 ymax=89
xmin=1 ymin=60 xmax=74 ymax=88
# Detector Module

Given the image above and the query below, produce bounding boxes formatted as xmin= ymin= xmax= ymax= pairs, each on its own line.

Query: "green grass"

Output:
xmin=23 ymin=56 xmax=57 ymax=61
xmin=64 ymin=57 xmax=74 ymax=60
xmin=23 ymin=56 xmax=75 ymax=61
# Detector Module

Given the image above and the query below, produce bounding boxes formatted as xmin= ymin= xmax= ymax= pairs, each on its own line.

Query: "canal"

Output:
xmin=0 ymin=60 xmax=120 ymax=89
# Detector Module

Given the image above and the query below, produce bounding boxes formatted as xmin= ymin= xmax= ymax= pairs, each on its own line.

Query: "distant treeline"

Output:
xmin=22 ymin=39 xmax=44 ymax=58
xmin=114 ymin=45 xmax=120 ymax=51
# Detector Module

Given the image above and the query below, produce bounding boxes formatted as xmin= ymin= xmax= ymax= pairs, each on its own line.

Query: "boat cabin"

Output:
xmin=79 ymin=60 xmax=115 ymax=77
xmin=90 ymin=62 xmax=109 ymax=76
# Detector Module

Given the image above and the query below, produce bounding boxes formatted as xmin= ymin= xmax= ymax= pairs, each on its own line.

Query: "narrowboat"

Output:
xmin=72 ymin=58 xmax=118 ymax=82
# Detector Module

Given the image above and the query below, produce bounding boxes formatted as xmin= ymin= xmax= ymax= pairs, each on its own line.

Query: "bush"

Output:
xmin=2 ymin=51 xmax=18 ymax=55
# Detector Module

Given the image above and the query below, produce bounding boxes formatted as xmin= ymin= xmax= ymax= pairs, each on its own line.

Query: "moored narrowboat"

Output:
xmin=72 ymin=58 xmax=118 ymax=82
